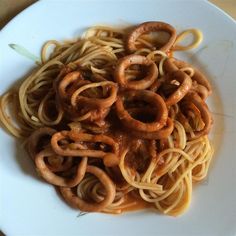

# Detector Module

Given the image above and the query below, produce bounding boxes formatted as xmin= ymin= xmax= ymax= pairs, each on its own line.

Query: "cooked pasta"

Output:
xmin=0 ymin=21 xmax=213 ymax=216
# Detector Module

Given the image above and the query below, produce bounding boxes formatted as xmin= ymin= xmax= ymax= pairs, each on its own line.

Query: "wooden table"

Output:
xmin=0 ymin=0 xmax=235 ymax=29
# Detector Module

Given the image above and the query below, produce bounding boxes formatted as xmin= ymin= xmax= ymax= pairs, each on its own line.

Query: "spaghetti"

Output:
xmin=0 ymin=21 xmax=213 ymax=216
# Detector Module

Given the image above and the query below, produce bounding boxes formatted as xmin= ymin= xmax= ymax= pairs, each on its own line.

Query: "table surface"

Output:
xmin=0 ymin=0 xmax=235 ymax=29
xmin=0 ymin=0 xmax=235 ymax=235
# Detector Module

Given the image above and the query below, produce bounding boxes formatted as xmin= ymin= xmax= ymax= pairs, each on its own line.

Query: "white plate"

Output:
xmin=0 ymin=0 xmax=236 ymax=235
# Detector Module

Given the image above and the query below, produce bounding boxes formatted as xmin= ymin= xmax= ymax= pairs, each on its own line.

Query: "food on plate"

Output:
xmin=0 ymin=21 xmax=213 ymax=216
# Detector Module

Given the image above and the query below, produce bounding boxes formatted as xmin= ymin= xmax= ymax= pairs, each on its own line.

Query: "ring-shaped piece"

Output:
xmin=35 ymin=148 xmax=87 ymax=187
xmin=192 ymin=83 xmax=209 ymax=100
xmin=27 ymin=127 xmax=56 ymax=160
xmin=115 ymin=89 xmax=168 ymax=132
xmin=47 ymin=154 xmax=73 ymax=172
xmin=59 ymin=165 xmax=116 ymax=212
xmin=181 ymin=92 xmax=213 ymax=140
xmin=114 ymin=54 xmax=158 ymax=90
xmin=130 ymin=116 xmax=174 ymax=140
xmin=163 ymin=58 xmax=212 ymax=96
xmin=51 ymin=130 xmax=119 ymax=167
xmin=171 ymin=58 xmax=212 ymax=94
xmin=71 ymin=81 xmax=118 ymax=109
xmin=126 ymin=21 xmax=177 ymax=53
xmin=58 ymin=71 xmax=86 ymax=100
xmin=164 ymin=70 xmax=192 ymax=106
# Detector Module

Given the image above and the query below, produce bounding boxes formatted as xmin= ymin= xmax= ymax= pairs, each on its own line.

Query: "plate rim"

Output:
xmin=0 ymin=0 xmax=236 ymax=235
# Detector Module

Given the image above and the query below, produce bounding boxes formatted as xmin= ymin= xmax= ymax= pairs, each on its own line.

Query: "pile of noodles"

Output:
xmin=0 ymin=21 xmax=213 ymax=216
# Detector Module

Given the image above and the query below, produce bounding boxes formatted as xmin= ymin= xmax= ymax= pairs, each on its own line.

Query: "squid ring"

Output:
xmin=27 ymin=127 xmax=56 ymax=160
xmin=57 ymin=72 xmax=111 ymax=122
xmin=182 ymin=92 xmax=213 ymax=140
xmin=59 ymin=165 xmax=116 ymax=212
xmin=192 ymin=83 xmax=209 ymax=100
xmin=114 ymin=54 xmax=158 ymax=90
xmin=71 ymin=81 xmax=118 ymax=109
xmin=163 ymin=58 xmax=179 ymax=73
xmin=164 ymin=58 xmax=212 ymax=96
xmin=45 ymin=152 xmax=74 ymax=172
xmin=172 ymin=58 xmax=212 ymax=94
xmin=130 ymin=117 xmax=174 ymax=140
xmin=164 ymin=70 xmax=192 ymax=106
xmin=51 ymin=131 xmax=119 ymax=166
xmin=58 ymin=71 xmax=83 ymax=100
xmin=47 ymin=155 xmax=73 ymax=172
xmin=116 ymin=90 xmax=168 ymax=132
xmin=35 ymin=148 xmax=87 ymax=187
xmin=126 ymin=21 xmax=177 ymax=53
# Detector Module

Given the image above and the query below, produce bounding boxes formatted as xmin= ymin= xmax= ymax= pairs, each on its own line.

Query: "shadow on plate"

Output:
xmin=13 ymin=139 xmax=45 ymax=183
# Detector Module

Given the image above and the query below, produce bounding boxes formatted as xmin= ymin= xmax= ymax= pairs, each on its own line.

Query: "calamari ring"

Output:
xmin=172 ymin=58 xmax=212 ymax=93
xmin=182 ymin=92 xmax=213 ymax=140
xmin=164 ymin=58 xmax=212 ymax=96
xmin=126 ymin=21 xmax=177 ymax=53
xmin=59 ymin=165 xmax=116 ymax=212
xmin=67 ymin=106 xmax=110 ymax=123
xmin=81 ymin=122 xmax=110 ymax=134
xmin=56 ymin=76 xmax=109 ymax=122
xmin=46 ymin=154 xmax=73 ymax=172
xmin=27 ymin=127 xmax=56 ymax=160
xmin=116 ymin=90 xmax=168 ymax=132
xmin=164 ymin=70 xmax=192 ymax=106
xmin=53 ymin=66 xmax=72 ymax=93
xmin=58 ymin=71 xmax=87 ymax=100
xmin=163 ymin=58 xmax=179 ymax=73
xmin=27 ymin=127 xmax=72 ymax=172
xmin=85 ymin=108 xmax=110 ymax=123
xmin=57 ymin=72 xmax=112 ymax=122
xmin=70 ymin=81 xmax=118 ymax=109
xmin=192 ymin=83 xmax=209 ymax=100
xmin=48 ymin=159 xmax=73 ymax=172
xmin=149 ymin=78 xmax=162 ymax=92
xmin=114 ymin=54 xmax=158 ymax=90
xmin=130 ymin=117 xmax=174 ymax=140
xmin=35 ymin=148 xmax=87 ymax=187
xmin=51 ymin=130 xmax=119 ymax=166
